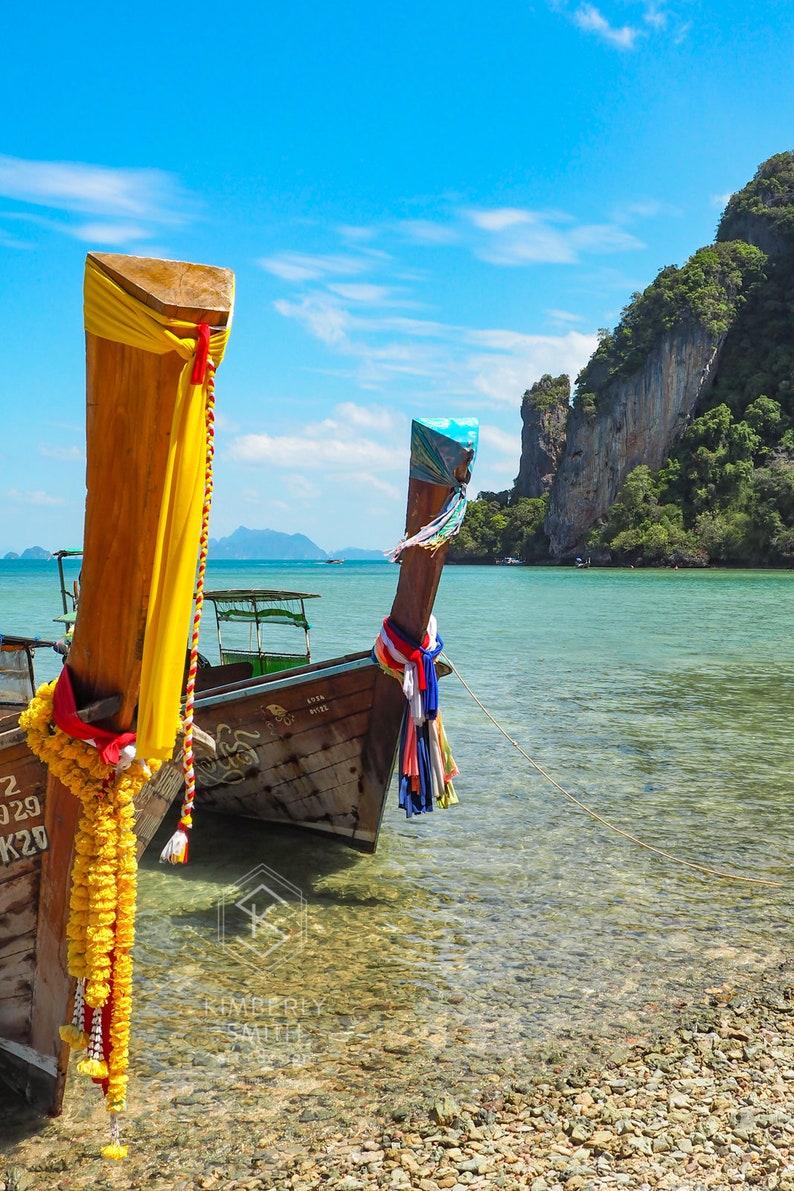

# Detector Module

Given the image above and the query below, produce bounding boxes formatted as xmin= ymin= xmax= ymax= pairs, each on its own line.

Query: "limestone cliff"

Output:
xmin=533 ymin=152 xmax=794 ymax=559
xmin=513 ymin=374 xmax=569 ymax=499
xmin=488 ymin=153 xmax=794 ymax=567
xmin=544 ymin=320 xmax=721 ymax=556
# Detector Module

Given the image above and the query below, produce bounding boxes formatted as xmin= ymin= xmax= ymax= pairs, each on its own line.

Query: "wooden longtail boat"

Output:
xmin=0 ymin=252 xmax=234 ymax=1113
xmin=186 ymin=418 xmax=477 ymax=852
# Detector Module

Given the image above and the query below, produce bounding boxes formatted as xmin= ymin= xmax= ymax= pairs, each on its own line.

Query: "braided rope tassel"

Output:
xmin=77 ymin=1005 xmax=108 ymax=1078
xmin=59 ymin=976 xmax=88 ymax=1050
xmin=160 ymin=358 xmax=216 ymax=864
xmin=102 ymin=1110 xmax=128 ymax=1161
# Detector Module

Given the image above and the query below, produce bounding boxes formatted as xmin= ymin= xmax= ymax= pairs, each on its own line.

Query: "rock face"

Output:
xmin=534 ymin=152 xmax=794 ymax=560
xmin=545 ymin=320 xmax=721 ymax=557
xmin=513 ymin=374 xmax=570 ymax=499
xmin=717 ymin=209 xmax=790 ymax=257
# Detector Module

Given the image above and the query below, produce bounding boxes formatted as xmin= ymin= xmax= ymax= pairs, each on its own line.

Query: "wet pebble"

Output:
xmin=5 ymin=983 xmax=794 ymax=1189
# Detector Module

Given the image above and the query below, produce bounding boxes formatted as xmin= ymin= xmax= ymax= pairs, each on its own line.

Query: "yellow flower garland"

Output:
xmin=20 ymin=680 xmax=162 ymax=1145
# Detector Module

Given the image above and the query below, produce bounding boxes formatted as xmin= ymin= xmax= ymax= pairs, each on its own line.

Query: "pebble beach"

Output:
xmin=4 ymin=973 xmax=794 ymax=1191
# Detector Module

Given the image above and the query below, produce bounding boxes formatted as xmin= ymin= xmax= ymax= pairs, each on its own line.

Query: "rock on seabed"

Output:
xmin=4 ymin=984 xmax=794 ymax=1189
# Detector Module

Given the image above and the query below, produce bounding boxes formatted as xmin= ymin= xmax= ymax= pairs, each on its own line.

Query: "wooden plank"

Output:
xmin=0 ymin=1002 xmax=33 ymax=1046
xmin=134 ymin=762 xmax=184 ymax=858
xmin=198 ymin=732 xmax=366 ymax=805
xmin=0 ymin=992 xmax=33 ymax=1045
xmin=192 ymin=649 xmax=373 ymax=702
xmin=0 ymin=871 xmax=39 ymax=964
xmin=0 ymin=746 xmax=49 ymax=876
xmin=196 ymin=691 xmax=376 ymax=768
xmin=27 ymin=774 xmax=78 ymax=1111
xmin=206 ymin=776 xmax=362 ymax=828
xmin=196 ymin=662 xmax=378 ymax=738
xmin=0 ymin=726 xmax=26 ymax=751
xmin=88 ymin=252 xmax=234 ymax=325
xmin=192 ymin=644 xmax=398 ymax=845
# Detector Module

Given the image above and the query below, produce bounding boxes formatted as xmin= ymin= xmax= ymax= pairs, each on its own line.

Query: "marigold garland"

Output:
xmin=20 ymin=680 xmax=162 ymax=1133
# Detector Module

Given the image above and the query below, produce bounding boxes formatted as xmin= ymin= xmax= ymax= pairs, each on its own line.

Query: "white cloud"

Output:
xmin=326 ymin=283 xmax=392 ymax=303
xmin=546 ymin=308 xmax=584 ymax=323
xmin=337 ymin=224 xmax=379 ymax=243
xmin=70 ymin=222 xmax=155 ymax=245
xmin=466 ymin=329 xmax=598 ymax=405
xmin=572 ymin=3 xmax=640 ymax=48
xmin=259 ymin=251 xmax=370 ymax=282
xmin=642 ymin=2 xmax=668 ymax=29
xmin=569 ymin=223 xmax=645 ymax=253
xmin=38 ymin=444 xmax=83 ymax=461
xmin=228 ymin=432 xmax=397 ymax=472
xmin=274 ymin=295 xmax=352 ymax=345
xmin=226 ymin=402 xmax=408 ymax=489
xmin=463 ymin=206 xmax=642 ymax=266
xmin=284 ymin=474 xmax=322 ymax=501
xmin=0 ymin=229 xmax=34 ymax=249
xmin=468 ymin=208 xmax=538 ymax=233
xmin=0 ymin=155 xmax=188 ymax=224
xmin=334 ymin=403 xmax=400 ymax=432
xmin=396 ymin=219 xmax=459 ymax=245
xmin=480 ymin=424 xmax=521 ymax=454
xmin=263 ymin=199 xmax=648 ymax=405
xmin=7 ymin=488 xmax=65 ymax=507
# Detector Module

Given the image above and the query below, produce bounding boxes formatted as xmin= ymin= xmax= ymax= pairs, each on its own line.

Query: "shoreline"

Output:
xmin=3 ymin=971 xmax=794 ymax=1190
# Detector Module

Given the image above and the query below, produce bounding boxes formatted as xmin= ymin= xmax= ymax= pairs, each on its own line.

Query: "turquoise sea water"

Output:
xmin=2 ymin=557 xmax=793 ymax=1092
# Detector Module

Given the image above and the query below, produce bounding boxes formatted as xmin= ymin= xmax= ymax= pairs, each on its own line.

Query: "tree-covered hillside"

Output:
xmin=447 ymin=491 xmax=549 ymax=563
xmin=455 ymin=152 xmax=794 ymax=566
xmin=591 ymin=153 xmax=794 ymax=566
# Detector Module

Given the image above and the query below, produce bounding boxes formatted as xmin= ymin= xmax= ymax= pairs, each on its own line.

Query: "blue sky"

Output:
xmin=2 ymin=0 xmax=793 ymax=555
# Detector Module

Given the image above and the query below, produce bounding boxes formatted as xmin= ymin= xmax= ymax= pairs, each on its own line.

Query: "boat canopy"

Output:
xmin=0 ymin=634 xmax=55 ymax=707
xmin=204 ymin=589 xmax=319 ymax=627
xmin=203 ymin=589 xmax=321 ymax=676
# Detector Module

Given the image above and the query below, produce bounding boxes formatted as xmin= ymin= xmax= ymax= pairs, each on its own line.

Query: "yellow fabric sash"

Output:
xmin=83 ymin=257 xmax=233 ymax=759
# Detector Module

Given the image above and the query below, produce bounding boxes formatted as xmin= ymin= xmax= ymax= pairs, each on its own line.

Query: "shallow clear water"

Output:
xmin=3 ymin=558 xmax=793 ymax=1095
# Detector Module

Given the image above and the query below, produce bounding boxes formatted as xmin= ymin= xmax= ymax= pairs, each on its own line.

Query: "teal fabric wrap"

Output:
xmin=409 ymin=418 xmax=479 ymax=485
xmin=387 ymin=418 xmax=479 ymax=561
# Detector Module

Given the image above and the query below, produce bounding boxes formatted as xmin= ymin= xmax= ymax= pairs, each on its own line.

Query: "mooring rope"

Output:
xmin=441 ymin=653 xmax=783 ymax=889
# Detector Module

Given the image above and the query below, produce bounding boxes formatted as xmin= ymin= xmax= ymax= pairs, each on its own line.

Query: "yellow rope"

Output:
xmin=441 ymin=653 xmax=783 ymax=889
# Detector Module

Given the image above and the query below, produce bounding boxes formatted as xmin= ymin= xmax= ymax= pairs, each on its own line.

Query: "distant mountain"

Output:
xmin=5 ymin=535 xmax=388 ymax=563
xmin=3 ymin=546 xmax=50 ymax=560
xmin=331 ymin=547 xmax=387 ymax=561
xmin=208 ymin=527 xmax=327 ymax=560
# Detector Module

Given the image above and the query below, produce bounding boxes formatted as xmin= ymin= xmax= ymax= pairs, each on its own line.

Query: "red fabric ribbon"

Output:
xmin=380 ymin=618 xmax=430 ymax=690
xmin=52 ymin=666 xmax=136 ymax=767
xmin=190 ymin=323 xmax=211 ymax=385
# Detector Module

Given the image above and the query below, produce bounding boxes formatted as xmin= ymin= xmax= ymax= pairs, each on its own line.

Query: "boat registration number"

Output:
xmin=0 ymin=774 xmax=49 ymax=864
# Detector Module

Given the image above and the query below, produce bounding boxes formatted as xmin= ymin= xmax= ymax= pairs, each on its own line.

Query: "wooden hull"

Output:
xmin=192 ymin=651 xmax=407 ymax=851
xmin=0 ymin=708 xmax=182 ymax=1110
xmin=188 ymin=422 xmax=477 ymax=853
xmin=0 ymin=709 xmax=53 ymax=1107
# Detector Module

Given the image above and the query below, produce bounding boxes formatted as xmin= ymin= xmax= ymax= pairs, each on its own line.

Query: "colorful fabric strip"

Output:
xmin=372 ymin=615 xmax=459 ymax=817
